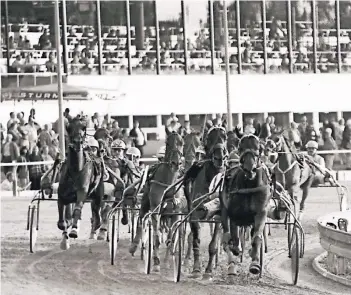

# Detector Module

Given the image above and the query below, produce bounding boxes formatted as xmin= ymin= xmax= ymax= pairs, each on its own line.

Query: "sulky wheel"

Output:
xmin=143 ymin=218 xmax=153 ymax=274
xmin=299 ymin=229 xmax=305 ymax=258
xmin=287 ymin=213 xmax=294 ymax=258
xmin=172 ymin=222 xmax=183 ymax=283
xmin=109 ymin=215 xmax=118 ymax=265
xmin=29 ymin=205 xmax=38 ymax=253
xmin=259 ymin=233 xmax=264 ymax=279
xmin=290 ymin=226 xmax=300 ymax=285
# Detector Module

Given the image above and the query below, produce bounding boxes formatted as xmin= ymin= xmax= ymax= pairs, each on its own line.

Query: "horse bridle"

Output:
xmin=165 ymin=132 xmax=184 ymax=169
xmin=238 ymin=134 xmax=262 ymax=173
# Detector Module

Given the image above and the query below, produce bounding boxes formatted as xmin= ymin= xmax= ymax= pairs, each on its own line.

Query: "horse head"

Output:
xmin=165 ymin=131 xmax=184 ymax=171
xmin=67 ymin=118 xmax=87 ymax=153
xmin=204 ymin=126 xmax=227 ymax=168
xmin=238 ymin=134 xmax=262 ymax=180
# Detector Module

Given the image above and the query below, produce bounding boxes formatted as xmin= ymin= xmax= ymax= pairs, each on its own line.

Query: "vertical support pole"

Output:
xmin=236 ymin=0 xmax=242 ymax=74
xmin=128 ymin=115 xmax=134 ymax=129
xmin=4 ymin=0 xmax=10 ymax=72
xmin=61 ymin=0 xmax=69 ymax=75
xmin=261 ymin=0 xmax=268 ymax=74
xmin=311 ymin=0 xmax=318 ymax=73
xmin=181 ymin=1 xmax=189 ymax=74
xmin=55 ymin=0 xmax=66 ymax=158
xmin=96 ymin=0 xmax=103 ymax=75
xmin=312 ymin=111 xmax=320 ymax=133
xmin=154 ymin=0 xmax=161 ymax=75
xmin=126 ymin=0 xmax=132 ymax=75
xmin=287 ymin=0 xmax=294 ymax=73
xmin=335 ymin=0 xmax=341 ymax=73
xmin=12 ymin=162 xmax=18 ymax=197
xmin=209 ymin=0 xmax=216 ymax=74
xmin=223 ymin=0 xmax=232 ymax=131
xmin=288 ymin=112 xmax=294 ymax=125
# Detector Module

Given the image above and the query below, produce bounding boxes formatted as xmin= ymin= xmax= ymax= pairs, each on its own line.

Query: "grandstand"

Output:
xmin=1 ymin=0 xmax=351 ymax=77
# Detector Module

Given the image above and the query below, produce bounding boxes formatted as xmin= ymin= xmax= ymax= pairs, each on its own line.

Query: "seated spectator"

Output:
xmin=38 ymin=29 xmax=51 ymax=50
xmin=11 ymin=55 xmax=23 ymax=73
xmin=23 ymin=53 xmax=36 ymax=73
xmin=45 ymin=52 xmax=57 ymax=72
xmin=1 ymin=172 xmax=14 ymax=191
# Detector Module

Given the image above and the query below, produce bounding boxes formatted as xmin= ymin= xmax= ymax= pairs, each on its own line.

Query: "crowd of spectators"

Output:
xmin=2 ymin=15 xmax=351 ymax=75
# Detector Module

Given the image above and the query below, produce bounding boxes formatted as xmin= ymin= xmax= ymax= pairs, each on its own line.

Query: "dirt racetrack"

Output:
xmin=1 ymin=185 xmax=351 ymax=295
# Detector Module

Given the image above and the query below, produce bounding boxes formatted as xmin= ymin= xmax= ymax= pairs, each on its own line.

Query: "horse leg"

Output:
xmin=151 ymin=214 xmax=161 ymax=272
xmin=225 ymin=222 xmax=240 ymax=278
xmin=189 ymin=221 xmax=202 ymax=278
xmin=249 ymin=209 xmax=267 ymax=275
xmin=299 ymin=177 xmax=313 ymax=221
xmin=69 ymin=189 xmax=88 ymax=239
xmin=57 ymin=198 xmax=70 ymax=250
xmin=97 ymin=199 xmax=112 ymax=240
xmin=184 ymin=231 xmax=193 ymax=267
xmin=204 ymin=222 xmax=221 ymax=279
xmin=89 ymin=200 xmax=99 ymax=240
xmin=129 ymin=192 xmax=150 ymax=255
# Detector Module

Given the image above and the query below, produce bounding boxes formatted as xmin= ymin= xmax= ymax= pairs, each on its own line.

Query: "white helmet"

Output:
xmin=87 ymin=137 xmax=99 ymax=149
xmin=126 ymin=147 xmax=141 ymax=158
xmin=156 ymin=146 xmax=166 ymax=158
xmin=111 ymin=139 xmax=126 ymax=150
xmin=306 ymin=140 xmax=318 ymax=149
xmin=195 ymin=146 xmax=205 ymax=155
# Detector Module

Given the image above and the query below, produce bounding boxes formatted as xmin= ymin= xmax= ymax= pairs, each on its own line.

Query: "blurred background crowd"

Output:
xmin=1 ymin=0 xmax=351 ymax=75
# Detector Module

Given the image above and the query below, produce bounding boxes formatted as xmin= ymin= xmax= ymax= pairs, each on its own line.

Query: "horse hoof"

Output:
xmin=69 ymin=229 xmax=78 ymax=239
xmin=189 ymin=270 xmax=202 ymax=279
xmin=129 ymin=243 xmax=138 ymax=255
xmin=228 ymin=263 xmax=239 ymax=276
xmin=202 ymin=272 xmax=213 ymax=280
xmin=57 ymin=221 xmax=66 ymax=231
xmin=121 ymin=216 xmax=128 ymax=225
xmin=298 ymin=211 xmax=304 ymax=221
xmin=152 ymin=265 xmax=161 ymax=272
xmin=89 ymin=233 xmax=97 ymax=240
xmin=249 ymin=262 xmax=261 ymax=275
xmin=97 ymin=230 xmax=107 ymax=241
xmin=60 ymin=236 xmax=70 ymax=250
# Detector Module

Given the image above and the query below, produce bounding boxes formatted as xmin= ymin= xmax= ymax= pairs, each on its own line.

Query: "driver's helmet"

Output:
xmin=126 ymin=147 xmax=141 ymax=161
xmin=195 ymin=146 xmax=206 ymax=155
xmin=87 ymin=137 xmax=99 ymax=149
xmin=111 ymin=139 xmax=126 ymax=150
xmin=156 ymin=145 xmax=166 ymax=160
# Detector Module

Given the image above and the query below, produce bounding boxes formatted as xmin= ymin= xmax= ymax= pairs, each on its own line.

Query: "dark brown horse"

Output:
xmin=129 ymin=131 xmax=184 ymax=272
xmin=265 ymin=131 xmax=314 ymax=220
xmin=220 ymin=132 xmax=271 ymax=276
xmin=184 ymin=126 xmax=227 ymax=279
xmin=57 ymin=118 xmax=104 ymax=249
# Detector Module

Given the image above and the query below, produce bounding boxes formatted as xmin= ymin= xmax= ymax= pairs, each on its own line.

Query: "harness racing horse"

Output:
xmin=129 ymin=131 xmax=184 ymax=272
xmin=184 ymin=126 xmax=227 ymax=279
xmin=57 ymin=118 xmax=104 ymax=249
xmin=265 ymin=131 xmax=314 ymax=220
xmin=220 ymin=132 xmax=271 ymax=277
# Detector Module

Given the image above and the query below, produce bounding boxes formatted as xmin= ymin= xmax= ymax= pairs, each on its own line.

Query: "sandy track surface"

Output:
xmin=1 ymin=186 xmax=351 ymax=295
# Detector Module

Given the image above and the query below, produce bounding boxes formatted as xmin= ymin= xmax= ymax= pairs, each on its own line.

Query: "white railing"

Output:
xmin=316 ymin=211 xmax=351 ymax=285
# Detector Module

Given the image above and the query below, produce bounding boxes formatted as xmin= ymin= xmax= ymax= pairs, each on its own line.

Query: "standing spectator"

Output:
xmin=244 ymin=118 xmax=255 ymax=135
xmin=38 ymin=124 xmax=52 ymax=148
xmin=179 ymin=120 xmax=192 ymax=138
xmin=17 ymin=146 xmax=29 ymax=189
xmin=121 ymin=129 xmax=133 ymax=148
xmin=285 ymin=122 xmax=302 ymax=149
xmin=49 ymin=137 xmax=60 ymax=160
xmin=341 ymin=120 xmax=351 ymax=170
xmin=1 ymin=172 xmax=14 ymax=191
xmin=91 ymin=112 xmax=100 ymax=130
xmin=202 ymin=120 xmax=213 ymax=140
xmin=334 ymin=118 xmax=345 ymax=165
xmin=7 ymin=122 xmax=21 ymax=144
xmin=19 ymin=131 xmax=30 ymax=150
xmin=25 ymin=116 xmax=38 ymax=152
xmin=102 ymin=114 xmax=112 ymax=126
xmin=166 ymin=113 xmax=180 ymax=129
xmin=259 ymin=117 xmax=272 ymax=140
xmin=129 ymin=121 xmax=146 ymax=157
xmin=321 ymin=119 xmax=336 ymax=140
xmin=7 ymin=112 xmax=17 ymax=130
xmin=28 ymin=146 xmax=44 ymax=190
xmin=322 ymin=128 xmax=338 ymax=170
xmin=298 ymin=116 xmax=309 ymax=146
xmin=110 ymin=120 xmax=121 ymax=140
xmin=269 ymin=116 xmax=276 ymax=133
xmin=64 ymin=108 xmax=73 ymax=122
xmin=2 ymin=134 xmax=19 ymax=175
xmin=41 ymin=145 xmax=53 ymax=172
xmin=0 ymin=123 xmax=5 ymax=147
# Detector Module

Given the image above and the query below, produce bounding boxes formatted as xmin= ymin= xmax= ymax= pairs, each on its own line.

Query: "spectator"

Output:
xmin=166 ymin=113 xmax=180 ymax=128
xmin=1 ymin=172 xmax=14 ymax=191
xmin=49 ymin=137 xmax=60 ymax=160
xmin=110 ymin=120 xmax=121 ymax=140
xmin=28 ymin=146 xmax=44 ymax=190
xmin=45 ymin=52 xmax=57 ymax=72
xmin=91 ymin=112 xmax=100 ymax=130
xmin=322 ymin=128 xmax=338 ymax=170
xmin=244 ymin=118 xmax=255 ymax=135
xmin=7 ymin=112 xmax=17 ymax=130
xmin=121 ymin=129 xmax=133 ymax=148
xmin=25 ymin=116 xmax=38 ymax=152
xmin=19 ymin=131 xmax=30 ymax=150
xmin=287 ymin=122 xmax=302 ymax=149
xmin=129 ymin=121 xmax=146 ymax=157
xmin=11 ymin=55 xmax=23 ymax=73
xmin=7 ymin=122 xmax=21 ymax=144
xmin=298 ymin=116 xmax=309 ymax=146
xmin=64 ymin=108 xmax=73 ymax=122
xmin=202 ymin=120 xmax=213 ymax=140
xmin=41 ymin=145 xmax=53 ymax=172
xmin=2 ymin=134 xmax=19 ymax=175
xmin=179 ymin=120 xmax=192 ymax=138
xmin=341 ymin=120 xmax=351 ymax=170
xmin=259 ymin=117 xmax=272 ymax=140
xmin=38 ymin=124 xmax=52 ymax=148
xmin=38 ymin=28 xmax=51 ymax=50
xmin=23 ymin=53 xmax=36 ymax=73
xmin=334 ymin=118 xmax=345 ymax=165
xmin=166 ymin=120 xmax=180 ymax=135
xmin=321 ymin=119 xmax=336 ymax=140
xmin=269 ymin=116 xmax=276 ymax=132
xmin=17 ymin=146 xmax=29 ymax=189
